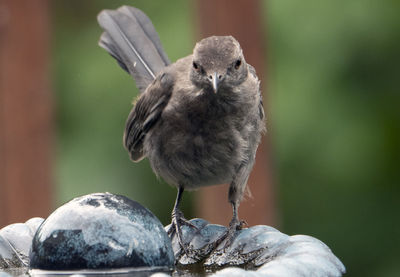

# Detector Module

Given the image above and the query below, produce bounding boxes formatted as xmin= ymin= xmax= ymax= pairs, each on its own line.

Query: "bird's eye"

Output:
xmin=235 ymin=59 xmax=242 ymax=69
xmin=193 ymin=62 xmax=199 ymax=70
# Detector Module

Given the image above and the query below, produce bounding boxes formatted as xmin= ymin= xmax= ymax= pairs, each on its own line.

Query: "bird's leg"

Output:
xmin=212 ymin=202 xmax=246 ymax=250
xmin=216 ymin=177 xmax=249 ymax=249
xmin=166 ymin=186 xmax=197 ymax=252
xmin=230 ymin=201 xmax=246 ymax=230
xmin=225 ymin=202 xmax=247 ymax=246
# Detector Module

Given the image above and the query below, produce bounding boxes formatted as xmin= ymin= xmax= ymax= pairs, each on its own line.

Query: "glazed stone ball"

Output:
xmin=29 ymin=193 xmax=174 ymax=271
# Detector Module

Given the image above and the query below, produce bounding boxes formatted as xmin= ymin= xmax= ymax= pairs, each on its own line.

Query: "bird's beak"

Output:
xmin=211 ymin=72 xmax=219 ymax=93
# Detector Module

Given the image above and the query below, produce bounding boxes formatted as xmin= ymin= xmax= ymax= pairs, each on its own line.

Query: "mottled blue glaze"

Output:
xmin=29 ymin=193 xmax=174 ymax=271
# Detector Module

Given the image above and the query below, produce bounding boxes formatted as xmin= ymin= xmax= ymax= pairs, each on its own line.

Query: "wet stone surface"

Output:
xmin=168 ymin=218 xmax=346 ymax=276
xmin=29 ymin=193 xmax=174 ymax=271
xmin=0 ymin=217 xmax=44 ymax=268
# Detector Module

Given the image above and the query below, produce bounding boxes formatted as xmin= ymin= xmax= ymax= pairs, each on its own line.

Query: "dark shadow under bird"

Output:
xmin=97 ymin=6 xmax=265 ymax=250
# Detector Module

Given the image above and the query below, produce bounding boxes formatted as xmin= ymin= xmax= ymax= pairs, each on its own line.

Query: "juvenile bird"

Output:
xmin=98 ymin=6 xmax=265 ymax=249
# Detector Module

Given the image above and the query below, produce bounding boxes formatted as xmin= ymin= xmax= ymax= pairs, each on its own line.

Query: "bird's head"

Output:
xmin=190 ymin=36 xmax=248 ymax=93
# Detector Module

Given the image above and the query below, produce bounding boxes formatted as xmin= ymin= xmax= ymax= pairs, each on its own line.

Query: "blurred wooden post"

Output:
xmin=195 ymin=0 xmax=276 ymax=226
xmin=0 ymin=0 xmax=53 ymax=226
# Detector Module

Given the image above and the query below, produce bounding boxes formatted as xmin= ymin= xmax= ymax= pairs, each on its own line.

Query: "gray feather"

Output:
xmin=99 ymin=32 xmax=130 ymax=73
xmin=118 ymin=6 xmax=170 ymax=66
xmin=97 ymin=6 xmax=170 ymax=93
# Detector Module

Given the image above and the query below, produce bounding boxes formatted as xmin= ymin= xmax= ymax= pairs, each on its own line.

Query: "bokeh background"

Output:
xmin=1 ymin=0 xmax=399 ymax=276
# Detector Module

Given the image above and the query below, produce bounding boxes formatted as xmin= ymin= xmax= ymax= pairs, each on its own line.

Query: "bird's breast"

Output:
xmin=144 ymin=100 xmax=243 ymax=189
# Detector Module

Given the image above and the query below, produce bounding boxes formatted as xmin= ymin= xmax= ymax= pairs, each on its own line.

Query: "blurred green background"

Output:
xmin=52 ymin=1 xmax=399 ymax=276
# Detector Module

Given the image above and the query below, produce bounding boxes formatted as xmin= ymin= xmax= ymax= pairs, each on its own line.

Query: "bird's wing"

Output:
xmin=123 ymin=73 xmax=174 ymax=162
xmin=248 ymin=64 xmax=265 ymax=120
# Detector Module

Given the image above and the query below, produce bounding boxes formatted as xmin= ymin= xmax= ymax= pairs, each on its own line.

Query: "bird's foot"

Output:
xmin=166 ymin=208 xmax=197 ymax=255
xmin=229 ymin=217 xmax=248 ymax=231
xmin=218 ymin=217 xmax=248 ymax=250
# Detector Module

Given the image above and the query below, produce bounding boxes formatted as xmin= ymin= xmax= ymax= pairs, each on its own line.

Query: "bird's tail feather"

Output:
xmin=97 ymin=6 xmax=170 ymax=93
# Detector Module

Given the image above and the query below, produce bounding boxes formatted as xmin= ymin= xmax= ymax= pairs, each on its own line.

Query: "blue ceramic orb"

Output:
xmin=29 ymin=193 xmax=174 ymax=270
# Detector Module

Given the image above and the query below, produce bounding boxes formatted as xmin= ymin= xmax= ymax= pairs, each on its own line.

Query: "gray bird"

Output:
xmin=97 ymin=6 xmax=265 ymax=249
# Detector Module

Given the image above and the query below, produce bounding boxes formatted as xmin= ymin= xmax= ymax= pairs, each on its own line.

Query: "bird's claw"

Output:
xmin=167 ymin=208 xmax=197 ymax=255
xmin=218 ymin=217 xmax=247 ymax=249
xmin=230 ymin=218 xmax=248 ymax=230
